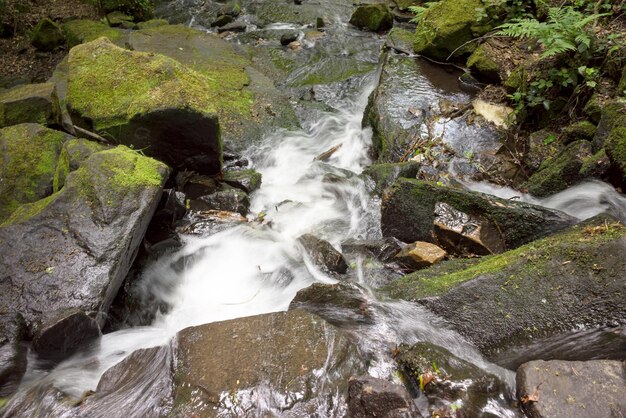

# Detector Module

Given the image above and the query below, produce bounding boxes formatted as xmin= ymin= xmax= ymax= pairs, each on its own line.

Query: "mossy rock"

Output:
xmin=605 ymin=127 xmax=626 ymax=182
xmin=466 ymin=42 xmax=500 ymax=82
xmin=223 ymin=169 xmax=262 ymax=193
xmin=380 ymin=178 xmax=575 ymax=247
xmin=349 ymin=3 xmax=393 ymax=32
xmin=101 ymin=0 xmax=153 ymax=21
xmin=394 ymin=0 xmax=421 ymax=11
xmin=62 ymin=19 xmax=124 ymax=47
xmin=561 ymin=120 xmax=596 ymax=144
xmin=412 ymin=0 xmax=486 ymax=60
xmin=53 ymin=138 xmax=107 ymax=192
xmin=523 ymin=140 xmax=593 ymax=197
xmin=65 ymin=37 xmax=222 ymax=175
xmin=0 ymin=145 xmax=168 ymax=359
xmin=0 ymin=82 xmax=62 ymax=128
xmin=387 ymin=27 xmax=415 ymax=53
xmin=583 ymin=93 xmax=604 ymax=124
xmin=106 ymin=11 xmax=134 ymax=27
xmin=362 ymin=161 xmax=420 ymax=196
xmin=524 ymin=129 xmax=560 ymax=172
xmin=30 ymin=18 xmax=66 ymax=51
xmin=135 ymin=18 xmax=168 ymax=30
xmin=384 ymin=215 xmax=626 ymax=355
xmin=619 ymin=66 xmax=626 ymax=95
xmin=593 ymin=99 xmax=626 ymax=150
xmin=0 ymin=123 xmax=69 ymax=222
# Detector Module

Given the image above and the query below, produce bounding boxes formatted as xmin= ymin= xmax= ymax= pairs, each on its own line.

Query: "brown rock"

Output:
xmin=394 ymin=241 xmax=447 ymax=270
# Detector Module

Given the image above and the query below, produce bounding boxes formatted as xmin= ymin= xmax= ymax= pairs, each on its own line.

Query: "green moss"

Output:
xmin=412 ymin=0 xmax=484 ymax=60
xmin=363 ymin=161 xmax=420 ymax=195
xmin=384 ymin=220 xmax=626 ymax=300
xmin=619 ymin=66 xmax=626 ymax=95
xmin=0 ymin=124 xmax=66 ymax=222
xmin=0 ymin=398 xmax=6 ymax=408
xmin=101 ymin=0 xmax=153 ymax=21
xmin=561 ymin=120 xmax=596 ymax=143
xmin=466 ymin=43 xmax=499 ymax=79
xmin=66 ymin=37 xmax=220 ymax=131
xmin=136 ymin=19 xmax=168 ymax=30
xmin=605 ymin=127 xmax=626 ymax=180
xmin=1 ymin=191 xmax=60 ymax=226
xmin=63 ymin=20 xmax=123 ymax=47
xmin=387 ymin=28 xmax=416 ymax=52
xmin=580 ymin=148 xmax=609 ymax=178
xmin=349 ymin=4 xmax=393 ymax=32
xmin=583 ymin=93 xmax=603 ymax=123
xmin=30 ymin=18 xmax=66 ymax=51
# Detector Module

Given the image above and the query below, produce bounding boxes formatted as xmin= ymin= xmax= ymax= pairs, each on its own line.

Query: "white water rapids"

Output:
xmin=11 ymin=71 xmax=626 ymax=417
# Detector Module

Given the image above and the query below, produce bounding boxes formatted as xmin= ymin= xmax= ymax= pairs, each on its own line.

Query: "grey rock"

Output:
xmin=298 ymin=233 xmax=348 ymax=274
xmin=347 ymin=375 xmax=419 ymax=418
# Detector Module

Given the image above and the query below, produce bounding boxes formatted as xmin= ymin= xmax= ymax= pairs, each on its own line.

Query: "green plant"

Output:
xmin=408 ymin=2 xmax=436 ymax=23
xmin=496 ymin=6 xmax=609 ymax=58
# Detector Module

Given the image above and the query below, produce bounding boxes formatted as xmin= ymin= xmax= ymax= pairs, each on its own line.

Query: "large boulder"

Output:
xmin=65 ymin=37 xmax=222 ymax=175
xmin=381 ymin=178 xmax=575 ymax=251
xmin=385 ymin=216 xmax=626 ymax=355
xmin=517 ymin=360 xmax=626 ymax=418
xmin=349 ymin=4 xmax=393 ymax=32
xmin=0 ymin=145 xmax=169 ymax=357
xmin=0 ymin=83 xmax=62 ymax=128
xmin=171 ymin=310 xmax=366 ymax=416
xmin=0 ymin=124 xmax=69 ymax=222
xmin=412 ymin=0 xmax=487 ymax=60
xmin=30 ymin=18 xmax=66 ymax=51
xmin=62 ymin=19 xmax=124 ymax=48
xmin=127 ymin=24 xmax=299 ymax=152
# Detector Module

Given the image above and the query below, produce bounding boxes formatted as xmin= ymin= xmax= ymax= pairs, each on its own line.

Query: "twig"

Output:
xmin=73 ymin=125 xmax=114 ymax=145
xmin=445 ymin=33 xmax=507 ymax=61
xmin=384 ymin=41 xmax=468 ymax=72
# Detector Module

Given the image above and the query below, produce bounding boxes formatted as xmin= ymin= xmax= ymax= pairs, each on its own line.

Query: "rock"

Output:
xmin=128 ymin=24 xmax=299 ymax=153
xmin=349 ymin=4 xmax=393 ymax=32
xmin=106 ymin=11 xmax=134 ymax=27
xmin=394 ymin=241 xmax=447 ymax=270
xmin=171 ymin=310 xmax=365 ymax=416
xmin=180 ymin=173 xmax=219 ymax=199
xmin=433 ymin=201 xmax=507 ymax=255
xmin=0 ymin=124 xmax=69 ymax=222
xmin=0 ymin=146 xmax=169 ymax=354
xmin=341 ymin=237 xmax=403 ymax=262
xmin=466 ymin=42 xmax=501 ymax=82
xmin=217 ymin=20 xmax=248 ymax=33
xmin=62 ymin=19 xmax=124 ymax=48
xmin=30 ymin=18 xmax=66 ymax=51
xmin=386 ymin=215 xmax=626 ymax=355
xmin=347 ymin=375 xmax=419 ymax=418
xmin=561 ymin=120 xmax=597 ymax=144
xmin=31 ymin=309 xmax=100 ymax=359
xmin=65 ymin=37 xmax=222 ymax=175
xmin=289 ymin=282 xmax=373 ymax=326
xmin=525 ymin=128 xmax=560 ymax=172
xmin=606 ymin=127 xmax=626 ymax=182
xmin=516 ymin=360 xmax=626 ymax=418
xmin=593 ymin=98 xmax=626 ymax=149
xmin=381 ymin=178 xmax=575 ymax=250
xmin=396 ymin=342 xmax=510 ymax=416
xmin=316 ymin=17 xmax=325 ymax=28
xmin=53 ymin=138 xmax=108 ymax=192
xmin=619 ymin=66 xmax=626 ymax=94
xmin=394 ymin=0 xmax=420 ymax=11
xmin=523 ymin=140 xmax=593 ymax=197
xmin=0 ymin=83 xmax=62 ymax=128
xmin=386 ymin=27 xmax=415 ymax=52
xmin=280 ymin=30 xmax=299 ymax=46
xmin=223 ymin=169 xmax=262 ymax=193
xmin=471 ymin=99 xmax=513 ymax=128
xmin=219 ymin=0 xmax=241 ymax=17
xmin=412 ymin=0 xmax=487 ymax=60
xmin=101 ymin=0 xmax=153 ymax=21
xmin=136 ymin=19 xmax=168 ymax=30
xmin=179 ymin=209 xmax=247 ymax=236
xmin=189 ymin=185 xmax=250 ymax=216
xmin=362 ymin=161 xmax=420 ymax=196
xmin=0 ymin=313 xmax=27 ymax=397
xmin=210 ymin=14 xmax=234 ymax=27
xmin=298 ymin=233 xmax=348 ymax=274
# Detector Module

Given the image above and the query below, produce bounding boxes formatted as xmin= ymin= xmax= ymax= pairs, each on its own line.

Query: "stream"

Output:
xmin=4 ymin=2 xmax=626 ymax=417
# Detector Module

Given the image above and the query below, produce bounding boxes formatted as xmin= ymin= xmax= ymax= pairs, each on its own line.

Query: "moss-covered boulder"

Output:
xmin=0 ymin=145 xmax=168 ymax=358
xmin=223 ymin=169 xmax=262 ymax=193
xmin=381 ymin=178 xmax=575 ymax=248
xmin=523 ymin=140 xmax=593 ymax=197
xmin=384 ymin=215 xmax=626 ymax=355
xmin=412 ymin=0 xmax=486 ymax=60
xmin=362 ymin=161 xmax=420 ymax=196
xmin=605 ymin=127 xmax=626 ymax=182
xmin=106 ymin=11 xmax=135 ymax=28
xmin=0 ymin=82 xmax=62 ymax=128
xmin=387 ymin=27 xmax=415 ymax=53
xmin=62 ymin=19 xmax=124 ymax=47
xmin=53 ymin=138 xmax=107 ymax=192
xmin=0 ymin=124 xmax=69 ymax=222
xmin=65 ymin=37 xmax=222 ymax=175
xmin=30 ymin=18 xmax=65 ymax=51
xmin=101 ymin=0 xmax=153 ymax=21
xmin=127 ymin=24 xmax=299 ymax=152
xmin=135 ymin=18 xmax=168 ymax=30
xmin=349 ymin=4 xmax=393 ymax=32
xmin=466 ymin=42 xmax=500 ymax=82
xmin=561 ymin=120 xmax=597 ymax=144
xmin=619 ymin=66 xmax=626 ymax=95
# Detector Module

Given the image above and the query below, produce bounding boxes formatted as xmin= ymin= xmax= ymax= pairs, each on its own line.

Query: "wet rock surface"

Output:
xmin=298 ymin=233 xmax=349 ymax=274
xmin=171 ymin=309 xmax=366 ymax=416
xmin=347 ymin=375 xmax=420 ymax=418
xmin=0 ymin=314 xmax=27 ymax=398
xmin=387 ymin=216 xmax=626 ymax=355
xmin=31 ymin=309 xmax=101 ymax=359
xmin=516 ymin=359 xmax=626 ymax=418
xmin=394 ymin=241 xmax=447 ymax=270
xmin=381 ymin=178 xmax=576 ymax=250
